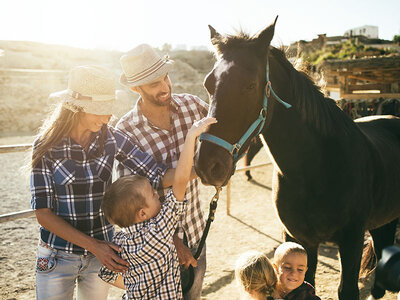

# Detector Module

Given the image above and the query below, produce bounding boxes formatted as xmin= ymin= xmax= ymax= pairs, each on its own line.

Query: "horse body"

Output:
xmin=194 ymin=19 xmax=400 ymax=299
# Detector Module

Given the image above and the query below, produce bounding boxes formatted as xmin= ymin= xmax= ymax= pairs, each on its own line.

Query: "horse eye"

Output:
xmin=246 ymin=83 xmax=256 ymax=91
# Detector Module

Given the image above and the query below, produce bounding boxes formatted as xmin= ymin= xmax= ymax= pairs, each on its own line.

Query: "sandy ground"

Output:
xmin=0 ymin=135 xmax=398 ymax=300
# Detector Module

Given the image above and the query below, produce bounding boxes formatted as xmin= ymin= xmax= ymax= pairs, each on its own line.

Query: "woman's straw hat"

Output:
xmin=49 ymin=65 xmax=116 ymax=115
xmin=120 ymin=44 xmax=174 ymax=87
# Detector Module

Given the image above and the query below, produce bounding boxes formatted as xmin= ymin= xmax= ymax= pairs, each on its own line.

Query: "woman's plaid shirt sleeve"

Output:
xmin=30 ymin=154 xmax=55 ymax=210
xmin=113 ymin=128 xmax=168 ymax=190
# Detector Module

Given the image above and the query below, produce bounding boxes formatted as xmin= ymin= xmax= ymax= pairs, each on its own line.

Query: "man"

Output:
xmin=116 ymin=44 xmax=208 ymax=299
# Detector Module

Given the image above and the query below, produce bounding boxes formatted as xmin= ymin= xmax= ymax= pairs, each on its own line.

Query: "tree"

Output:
xmin=393 ymin=35 xmax=400 ymax=44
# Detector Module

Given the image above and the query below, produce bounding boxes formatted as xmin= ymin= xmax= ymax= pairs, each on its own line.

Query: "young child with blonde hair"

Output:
xmin=235 ymin=250 xmax=277 ymax=300
xmin=273 ymin=242 xmax=321 ymax=300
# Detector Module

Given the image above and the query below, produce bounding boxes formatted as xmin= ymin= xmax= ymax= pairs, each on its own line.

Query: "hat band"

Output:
xmin=66 ymin=89 xmax=114 ymax=102
xmin=125 ymin=57 xmax=168 ymax=84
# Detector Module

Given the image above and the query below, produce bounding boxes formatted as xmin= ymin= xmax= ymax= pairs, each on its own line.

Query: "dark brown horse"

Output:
xmin=194 ymin=18 xmax=400 ymax=299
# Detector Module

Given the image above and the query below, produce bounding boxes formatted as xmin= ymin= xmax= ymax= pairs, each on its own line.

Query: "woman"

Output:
xmin=30 ymin=65 xmax=173 ymax=299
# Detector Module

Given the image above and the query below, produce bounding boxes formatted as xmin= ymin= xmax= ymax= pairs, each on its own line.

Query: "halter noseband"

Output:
xmin=199 ymin=57 xmax=291 ymax=164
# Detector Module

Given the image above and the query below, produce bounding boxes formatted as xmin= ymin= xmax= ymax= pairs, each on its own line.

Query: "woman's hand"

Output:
xmin=91 ymin=240 xmax=129 ymax=273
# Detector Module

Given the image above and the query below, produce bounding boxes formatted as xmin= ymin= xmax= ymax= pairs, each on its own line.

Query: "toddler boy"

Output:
xmin=99 ymin=117 xmax=216 ymax=299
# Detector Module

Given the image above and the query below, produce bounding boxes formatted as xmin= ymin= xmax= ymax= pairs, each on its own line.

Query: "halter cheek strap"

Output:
xmin=199 ymin=58 xmax=291 ymax=164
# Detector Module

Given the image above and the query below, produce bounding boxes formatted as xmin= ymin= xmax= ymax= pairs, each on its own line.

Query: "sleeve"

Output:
xmin=30 ymin=150 xmax=55 ymax=210
xmin=98 ymin=265 xmax=119 ymax=283
xmin=140 ymin=189 xmax=186 ymax=250
xmin=98 ymin=232 xmax=126 ymax=283
xmin=115 ymin=115 xmax=136 ymax=179
xmin=113 ymin=128 xmax=168 ymax=189
xmin=191 ymin=94 xmax=209 ymax=118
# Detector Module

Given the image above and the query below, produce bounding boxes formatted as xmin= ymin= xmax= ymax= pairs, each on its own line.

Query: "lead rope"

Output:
xmin=182 ymin=186 xmax=222 ymax=294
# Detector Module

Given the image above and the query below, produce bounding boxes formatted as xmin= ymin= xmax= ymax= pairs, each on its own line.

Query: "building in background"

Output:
xmin=344 ymin=25 xmax=379 ymax=39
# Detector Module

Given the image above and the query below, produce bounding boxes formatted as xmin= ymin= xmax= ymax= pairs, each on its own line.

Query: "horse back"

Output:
xmin=356 ymin=115 xmax=400 ymax=228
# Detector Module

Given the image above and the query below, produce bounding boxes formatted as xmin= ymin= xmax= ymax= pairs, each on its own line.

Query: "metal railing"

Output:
xmin=0 ymin=136 xmax=273 ymax=222
xmin=225 ymin=162 xmax=272 ymax=215
xmin=0 ymin=143 xmax=34 ymax=223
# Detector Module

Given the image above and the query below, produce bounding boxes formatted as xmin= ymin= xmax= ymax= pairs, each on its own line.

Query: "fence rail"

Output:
xmin=225 ymin=162 xmax=272 ymax=215
xmin=0 ymin=139 xmax=272 ymax=222
xmin=0 ymin=143 xmax=32 ymax=153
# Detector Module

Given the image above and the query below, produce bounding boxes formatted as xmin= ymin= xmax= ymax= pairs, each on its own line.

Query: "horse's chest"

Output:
xmin=274 ymin=193 xmax=340 ymax=243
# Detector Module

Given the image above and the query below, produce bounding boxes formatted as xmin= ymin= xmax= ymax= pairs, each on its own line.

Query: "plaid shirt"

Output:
xmin=116 ymin=93 xmax=208 ymax=248
xmin=99 ymin=189 xmax=186 ymax=300
xmin=30 ymin=126 xmax=167 ymax=254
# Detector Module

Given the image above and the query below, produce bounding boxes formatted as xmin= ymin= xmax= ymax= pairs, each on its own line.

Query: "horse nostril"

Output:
xmin=210 ymin=161 xmax=224 ymax=179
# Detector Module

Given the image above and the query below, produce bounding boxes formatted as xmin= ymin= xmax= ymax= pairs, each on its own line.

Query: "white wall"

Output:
xmin=344 ymin=25 xmax=379 ymax=39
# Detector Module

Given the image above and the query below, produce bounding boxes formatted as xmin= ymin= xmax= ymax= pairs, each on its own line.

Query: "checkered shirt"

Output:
xmin=99 ymin=189 xmax=186 ymax=300
xmin=116 ymin=93 xmax=209 ymax=248
xmin=30 ymin=126 xmax=168 ymax=254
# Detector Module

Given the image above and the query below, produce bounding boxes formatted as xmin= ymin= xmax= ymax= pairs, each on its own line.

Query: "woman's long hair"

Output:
xmin=31 ymin=105 xmax=80 ymax=168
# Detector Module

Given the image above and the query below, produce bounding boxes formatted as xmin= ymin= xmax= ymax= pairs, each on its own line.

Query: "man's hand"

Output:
xmin=173 ymin=235 xmax=197 ymax=269
xmin=92 ymin=240 xmax=129 ymax=272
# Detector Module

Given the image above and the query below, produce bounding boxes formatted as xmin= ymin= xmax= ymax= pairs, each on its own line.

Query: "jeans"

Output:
xmin=36 ymin=244 xmax=110 ymax=300
xmin=182 ymin=244 xmax=206 ymax=300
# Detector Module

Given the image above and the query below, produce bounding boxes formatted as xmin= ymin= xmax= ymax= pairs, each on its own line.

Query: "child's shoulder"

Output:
xmin=287 ymin=282 xmax=320 ymax=300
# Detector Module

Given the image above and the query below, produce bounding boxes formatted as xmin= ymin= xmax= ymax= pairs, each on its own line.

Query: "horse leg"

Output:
xmin=244 ymin=138 xmax=263 ymax=180
xmin=369 ymin=219 xmax=398 ymax=299
xmin=283 ymin=232 xmax=318 ymax=286
xmin=337 ymin=226 xmax=365 ymax=300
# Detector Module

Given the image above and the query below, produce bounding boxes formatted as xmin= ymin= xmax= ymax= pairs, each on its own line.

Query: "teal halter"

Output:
xmin=199 ymin=58 xmax=291 ymax=164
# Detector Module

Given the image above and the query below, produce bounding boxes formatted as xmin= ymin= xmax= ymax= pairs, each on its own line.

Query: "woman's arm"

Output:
xmin=114 ymin=128 xmax=168 ymax=189
xmin=35 ymin=208 xmax=128 ymax=272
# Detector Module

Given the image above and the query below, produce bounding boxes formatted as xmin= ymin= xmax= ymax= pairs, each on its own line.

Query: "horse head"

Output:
xmin=194 ymin=17 xmax=291 ymax=187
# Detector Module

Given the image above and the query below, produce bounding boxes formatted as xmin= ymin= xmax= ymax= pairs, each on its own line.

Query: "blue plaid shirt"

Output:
xmin=30 ymin=126 xmax=168 ymax=254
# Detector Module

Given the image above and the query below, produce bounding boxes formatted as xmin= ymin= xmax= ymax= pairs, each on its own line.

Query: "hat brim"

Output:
xmin=49 ymin=90 xmax=116 ymax=116
xmin=120 ymin=60 xmax=174 ymax=88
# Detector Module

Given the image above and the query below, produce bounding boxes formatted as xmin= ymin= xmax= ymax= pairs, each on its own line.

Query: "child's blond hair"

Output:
xmin=235 ymin=250 xmax=277 ymax=299
xmin=274 ymin=242 xmax=307 ymax=266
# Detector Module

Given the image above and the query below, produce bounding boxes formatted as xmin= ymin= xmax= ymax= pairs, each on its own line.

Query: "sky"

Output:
xmin=1 ymin=0 xmax=399 ymax=51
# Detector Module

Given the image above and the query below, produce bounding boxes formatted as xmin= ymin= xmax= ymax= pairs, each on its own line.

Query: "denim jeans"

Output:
xmin=36 ymin=244 xmax=110 ymax=300
xmin=182 ymin=244 xmax=206 ymax=300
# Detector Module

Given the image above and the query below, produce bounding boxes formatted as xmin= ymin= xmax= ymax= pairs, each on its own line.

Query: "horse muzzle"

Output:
xmin=194 ymin=142 xmax=234 ymax=187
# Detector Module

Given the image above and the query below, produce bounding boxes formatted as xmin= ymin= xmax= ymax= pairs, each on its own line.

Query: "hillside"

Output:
xmin=0 ymin=41 xmax=215 ymax=135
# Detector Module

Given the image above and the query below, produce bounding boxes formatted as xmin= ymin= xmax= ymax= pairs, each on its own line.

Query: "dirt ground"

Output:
xmin=0 ymin=135 xmax=398 ymax=300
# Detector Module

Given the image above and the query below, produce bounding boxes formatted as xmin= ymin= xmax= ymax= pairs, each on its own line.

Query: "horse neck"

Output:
xmin=262 ymin=103 xmax=322 ymax=177
xmin=261 ymin=54 xmax=360 ymax=177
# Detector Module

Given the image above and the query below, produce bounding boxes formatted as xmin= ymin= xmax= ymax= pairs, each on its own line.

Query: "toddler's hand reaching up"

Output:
xmin=187 ymin=117 xmax=217 ymax=139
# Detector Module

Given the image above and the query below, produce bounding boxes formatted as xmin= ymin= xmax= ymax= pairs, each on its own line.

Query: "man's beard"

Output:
xmin=140 ymin=87 xmax=172 ymax=107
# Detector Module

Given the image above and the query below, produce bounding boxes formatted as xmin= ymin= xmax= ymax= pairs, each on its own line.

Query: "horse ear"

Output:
xmin=209 ymin=25 xmax=222 ymax=46
xmin=257 ymin=16 xmax=278 ymax=47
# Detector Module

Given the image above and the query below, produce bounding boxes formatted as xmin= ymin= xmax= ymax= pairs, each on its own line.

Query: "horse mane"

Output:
xmin=212 ymin=31 xmax=258 ymax=56
xmin=212 ymin=30 xmax=357 ymax=136
xmin=269 ymin=47 xmax=357 ymax=136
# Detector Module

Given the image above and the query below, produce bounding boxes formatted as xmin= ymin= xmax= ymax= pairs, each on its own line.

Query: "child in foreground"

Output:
xmin=273 ymin=242 xmax=321 ymax=300
xmin=235 ymin=250 xmax=276 ymax=300
xmin=98 ymin=117 xmax=217 ymax=299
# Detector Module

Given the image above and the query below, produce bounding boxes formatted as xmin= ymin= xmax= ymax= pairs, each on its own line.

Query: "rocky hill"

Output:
xmin=0 ymin=41 xmax=215 ymax=135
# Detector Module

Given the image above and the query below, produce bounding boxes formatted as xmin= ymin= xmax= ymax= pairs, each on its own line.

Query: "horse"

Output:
xmin=194 ymin=17 xmax=400 ymax=299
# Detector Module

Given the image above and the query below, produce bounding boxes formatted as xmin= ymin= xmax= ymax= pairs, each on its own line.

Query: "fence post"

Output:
xmin=226 ymin=180 xmax=231 ymax=215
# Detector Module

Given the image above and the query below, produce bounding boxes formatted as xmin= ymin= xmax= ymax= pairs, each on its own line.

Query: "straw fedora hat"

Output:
xmin=49 ymin=65 xmax=116 ymax=115
xmin=120 ymin=44 xmax=174 ymax=87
